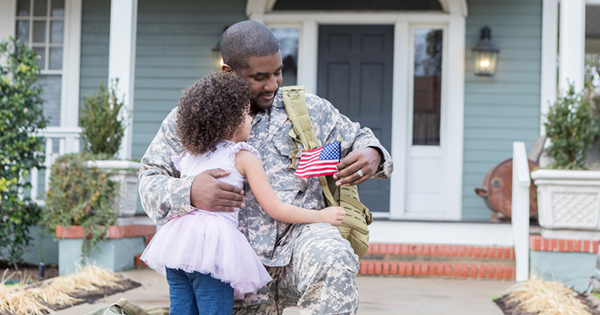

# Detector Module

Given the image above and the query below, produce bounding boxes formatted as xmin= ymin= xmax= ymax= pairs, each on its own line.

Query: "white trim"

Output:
xmin=586 ymin=0 xmax=600 ymax=4
xmin=369 ymin=221 xmax=514 ymax=246
xmin=108 ymin=0 xmax=138 ymax=160
xmin=444 ymin=13 xmax=465 ymax=220
xmin=297 ymin=20 xmax=317 ymax=94
xmin=264 ymin=12 xmax=452 ymax=24
xmin=559 ymin=0 xmax=586 ymax=92
xmin=61 ymin=0 xmax=81 ymax=139
xmin=439 ymin=0 xmax=468 ymax=17
xmin=0 ymin=0 xmax=16 ymax=42
xmin=540 ymin=0 xmax=558 ymax=136
xmin=389 ymin=20 xmax=410 ymax=219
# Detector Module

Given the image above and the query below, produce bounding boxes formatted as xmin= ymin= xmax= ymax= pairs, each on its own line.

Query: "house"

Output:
xmin=1 ymin=0 xmax=599 ymax=262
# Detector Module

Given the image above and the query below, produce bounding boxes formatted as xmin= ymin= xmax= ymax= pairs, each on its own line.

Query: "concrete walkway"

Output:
xmin=54 ymin=269 xmax=511 ymax=314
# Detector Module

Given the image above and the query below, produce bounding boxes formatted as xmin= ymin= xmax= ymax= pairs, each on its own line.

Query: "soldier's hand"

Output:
xmin=190 ymin=168 xmax=245 ymax=212
xmin=333 ymin=147 xmax=381 ymax=186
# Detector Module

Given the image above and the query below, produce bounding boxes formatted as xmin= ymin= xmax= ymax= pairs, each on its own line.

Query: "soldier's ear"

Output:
xmin=222 ymin=64 xmax=235 ymax=74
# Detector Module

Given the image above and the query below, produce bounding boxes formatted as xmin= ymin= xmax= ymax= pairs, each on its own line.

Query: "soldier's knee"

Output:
xmin=318 ymin=240 xmax=358 ymax=272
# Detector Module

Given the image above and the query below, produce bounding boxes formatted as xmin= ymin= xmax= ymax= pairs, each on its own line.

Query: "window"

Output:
xmin=272 ymin=28 xmax=299 ymax=86
xmin=412 ymin=28 xmax=443 ymax=146
xmin=15 ymin=0 xmax=65 ymax=127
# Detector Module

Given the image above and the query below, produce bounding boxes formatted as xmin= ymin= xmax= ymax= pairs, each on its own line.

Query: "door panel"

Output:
xmin=406 ymin=28 xmax=444 ymax=218
xmin=317 ymin=25 xmax=393 ymax=213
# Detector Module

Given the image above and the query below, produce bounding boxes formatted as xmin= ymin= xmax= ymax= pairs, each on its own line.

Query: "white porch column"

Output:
xmin=0 ymin=0 xmax=16 ymax=41
xmin=298 ymin=20 xmax=318 ymax=94
xmin=61 ymin=0 xmax=82 ymax=153
xmin=540 ymin=0 xmax=559 ymax=135
xmin=108 ymin=0 xmax=138 ymax=160
xmin=559 ymin=0 xmax=586 ymax=93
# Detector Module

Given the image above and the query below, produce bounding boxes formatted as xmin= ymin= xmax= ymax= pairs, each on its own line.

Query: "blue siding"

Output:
xmin=132 ymin=0 xmax=248 ymax=159
xmin=462 ymin=0 xmax=542 ymax=220
xmin=79 ymin=0 xmax=110 ymax=104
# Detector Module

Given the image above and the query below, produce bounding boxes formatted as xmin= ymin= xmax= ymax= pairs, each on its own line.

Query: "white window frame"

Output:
xmin=0 ymin=0 xmax=81 ymax=136
xmin=255 ymin=3 xmax=466 ymax=220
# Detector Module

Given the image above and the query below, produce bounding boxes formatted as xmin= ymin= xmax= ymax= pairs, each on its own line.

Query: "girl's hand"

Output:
xmin=320 ymin=207 xmax=346 ymax=225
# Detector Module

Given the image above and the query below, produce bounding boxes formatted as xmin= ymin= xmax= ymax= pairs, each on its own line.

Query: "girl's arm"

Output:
xmin=236 ymin=150 xmax=345 ymax=225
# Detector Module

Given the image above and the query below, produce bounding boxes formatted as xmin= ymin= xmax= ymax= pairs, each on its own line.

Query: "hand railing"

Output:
xmin=512 ymin=141 xmax=530 ymax=282
xmin=28 ymin=127 xmax=82 ymax=205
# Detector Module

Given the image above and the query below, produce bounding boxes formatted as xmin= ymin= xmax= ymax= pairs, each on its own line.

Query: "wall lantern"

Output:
xmin=472 ymin=26 xmax=499 ymax=76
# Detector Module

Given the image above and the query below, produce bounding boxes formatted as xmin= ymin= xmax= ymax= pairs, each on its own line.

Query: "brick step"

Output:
xmin=365 ymin=243 xmax=515 ymax=261
xmin=358 ymin=260 xmax=514 ymax=280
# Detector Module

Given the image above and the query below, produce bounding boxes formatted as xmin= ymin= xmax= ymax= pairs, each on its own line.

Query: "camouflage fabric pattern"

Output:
xmin=138 ymin=89 xmax=393 ymax=310
xmin=233 ymin=223 xmax=359 ymax=315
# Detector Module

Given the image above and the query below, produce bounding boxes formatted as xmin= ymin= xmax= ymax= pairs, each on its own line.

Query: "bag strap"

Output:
xmin=282 ymin=86 xmax=337 ymax=206
xmin=282 ymin=86 xmax=319 ymax=150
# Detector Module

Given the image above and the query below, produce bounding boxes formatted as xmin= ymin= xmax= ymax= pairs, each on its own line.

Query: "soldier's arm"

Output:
xmin=138 ymin=108 xmax=244 ymax=225
xmin=308 ymin=95 xmax=393 ymax=185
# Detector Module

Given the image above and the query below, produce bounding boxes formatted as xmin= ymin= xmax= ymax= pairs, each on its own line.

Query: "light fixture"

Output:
xmin=472 ymin=26 xmax=499 ymax=76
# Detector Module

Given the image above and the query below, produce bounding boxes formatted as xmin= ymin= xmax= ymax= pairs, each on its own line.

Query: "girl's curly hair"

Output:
xmin=176 ymin=72 xmax=252 ymax=155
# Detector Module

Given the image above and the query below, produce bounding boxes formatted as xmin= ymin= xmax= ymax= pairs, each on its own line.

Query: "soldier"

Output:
xmin=139 ymin=20 xmax=393 ymax=315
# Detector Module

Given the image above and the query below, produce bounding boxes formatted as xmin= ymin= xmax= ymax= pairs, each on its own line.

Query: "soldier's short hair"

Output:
xmin=220 ymin=21 xmax=280 ymax=73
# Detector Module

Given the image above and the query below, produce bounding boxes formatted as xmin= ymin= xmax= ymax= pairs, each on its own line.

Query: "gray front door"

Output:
xmin=317 ymin=25 xmax=393 ymax=213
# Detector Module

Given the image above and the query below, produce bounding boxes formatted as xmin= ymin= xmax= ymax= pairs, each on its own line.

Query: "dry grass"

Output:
xmin=508 ymin=275 xmax=591 ymax=315
xmin=0 ymin=265 xmax=123 ymax=315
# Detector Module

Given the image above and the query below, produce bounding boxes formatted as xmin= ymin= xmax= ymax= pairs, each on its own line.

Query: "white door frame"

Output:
xmin=249 ymin=0 xmax=466 ymax=220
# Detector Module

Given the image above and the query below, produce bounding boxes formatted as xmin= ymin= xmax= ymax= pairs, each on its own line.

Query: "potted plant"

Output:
xmin=531 ymin=83 xmax=600 ymax=240
xmin=79 ymin=80 xmax=140 ymax=222
xmin=43 ymin=82 xmax=150 ymax=274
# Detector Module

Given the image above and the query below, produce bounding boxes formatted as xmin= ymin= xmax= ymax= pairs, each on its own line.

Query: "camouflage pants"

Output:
xmin=233 ymin=223 xmax=360 ymax=315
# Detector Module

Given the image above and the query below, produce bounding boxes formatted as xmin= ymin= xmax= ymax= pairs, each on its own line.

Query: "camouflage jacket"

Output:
xmin=139 ymin=90 xmax=393 ymax=267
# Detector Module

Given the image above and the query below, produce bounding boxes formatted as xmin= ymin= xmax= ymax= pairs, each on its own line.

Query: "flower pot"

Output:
xmin=85 ymin=160 xmax=141 ymax=220
xmin=531 ymin=169 xmax=600 ymax=240
xmin=56 ymin=225 xmax=154 ymax=275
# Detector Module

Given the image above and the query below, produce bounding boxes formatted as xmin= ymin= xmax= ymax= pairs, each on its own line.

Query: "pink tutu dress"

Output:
xmin=140 ymin=141 xmax=272 ymax=300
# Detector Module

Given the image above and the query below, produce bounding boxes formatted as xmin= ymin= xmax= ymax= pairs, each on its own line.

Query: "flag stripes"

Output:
xmin=294 ymin=141 xmax=340 ymax=178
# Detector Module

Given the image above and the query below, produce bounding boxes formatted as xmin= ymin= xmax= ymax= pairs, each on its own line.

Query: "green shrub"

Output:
xmin=0 ymin=37 xmax=47 ymax=264
xmin=79 ymin=81 xmax=126 ymax=157
xmin=43 ymin=153 xmax=118 ymax=257
xmin=545 ymin=83 xmax=598 ymax=170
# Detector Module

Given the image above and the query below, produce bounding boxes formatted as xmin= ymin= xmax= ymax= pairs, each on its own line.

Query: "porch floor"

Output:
xmin=53 ymin=268 xmax=510 ymax=315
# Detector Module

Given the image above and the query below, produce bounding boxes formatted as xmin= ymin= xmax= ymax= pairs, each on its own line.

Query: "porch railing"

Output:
xmin=512 ymin=141 xmax=530 ymax=282
xmin=28 ymin=127 xmax=82 ymax=205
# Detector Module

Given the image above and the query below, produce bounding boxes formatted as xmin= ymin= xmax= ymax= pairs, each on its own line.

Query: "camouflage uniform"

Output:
xmin=139 ymin=90 xmax=393 ymax=315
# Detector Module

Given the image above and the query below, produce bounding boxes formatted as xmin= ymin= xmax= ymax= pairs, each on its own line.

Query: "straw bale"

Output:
xmin=508 ymin=275 xmax=591 ymax=315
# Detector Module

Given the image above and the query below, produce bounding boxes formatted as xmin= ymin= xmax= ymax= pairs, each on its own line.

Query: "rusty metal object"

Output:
xmin=474 ymin=158 xmax=539 ymax=218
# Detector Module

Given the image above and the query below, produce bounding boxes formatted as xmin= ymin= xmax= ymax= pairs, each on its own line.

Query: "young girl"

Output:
xmin=140 ymin=72 xmax=345 ymax=315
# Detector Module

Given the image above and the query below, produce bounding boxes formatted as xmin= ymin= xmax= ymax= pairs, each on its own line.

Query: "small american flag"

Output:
xmin=294 ymin=141 xmax=340 ymax=178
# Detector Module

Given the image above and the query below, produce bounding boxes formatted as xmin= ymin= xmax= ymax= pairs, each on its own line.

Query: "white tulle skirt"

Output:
xmin=140 ymin=211 xmax=272 ymax=300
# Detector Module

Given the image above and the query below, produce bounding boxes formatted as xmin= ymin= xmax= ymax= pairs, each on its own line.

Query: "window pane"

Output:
xmin=49 ymin=47 xmax=62 ymax=69
xmin=33 ymin=0 xmax=47 ymax=16
xmin=272 ymin=28 xmax=299 ymax=86
xmin=32 ymin=21 xmax=46 ymax=43
xmin=38 ymin=75 xmax=62 ymax=127
xmin=16 ymin=20 xmax=29 ymax=42
xmin=51 ymin=0 xmax=65 ymax=17
xmin=412 ymin=29 xmax=443 ymax=146
xmin=33 ymin=46 xmax=45 ymax=69
xmin=17 ymin=0 xmax=31 ymax=16
xmin=50 ymin=21 xmax=63 ymax=43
